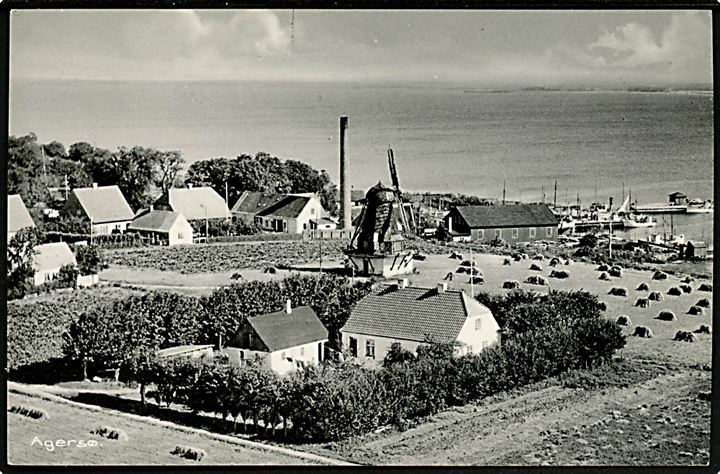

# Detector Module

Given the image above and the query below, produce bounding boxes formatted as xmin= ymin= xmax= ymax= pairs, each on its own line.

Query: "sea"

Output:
xmin=9 ymin=79 xmax=714 ymax=245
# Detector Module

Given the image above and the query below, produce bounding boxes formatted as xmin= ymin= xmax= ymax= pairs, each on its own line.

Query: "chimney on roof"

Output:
xmin=397 ymin=278 xmax=409 ymax=289
xmin=188 ymin=183 xmax=193 ymax=189
xmin=92 ymin=182 xmax=98 ymax=189
xmin=285 ymin=299 xmax=292 ymax=314
xmin=437 ymin=282 xmax=448 ymax=293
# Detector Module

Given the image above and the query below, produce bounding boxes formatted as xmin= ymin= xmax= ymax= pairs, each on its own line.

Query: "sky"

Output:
xmin=10 ymin=9 xmax=713 ymax=87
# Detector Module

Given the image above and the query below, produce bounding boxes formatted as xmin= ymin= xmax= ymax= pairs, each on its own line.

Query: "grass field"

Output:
xmin=7 ymin=390 xmax=321 ymax=465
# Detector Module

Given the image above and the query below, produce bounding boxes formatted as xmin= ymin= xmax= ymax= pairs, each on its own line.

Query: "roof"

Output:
xmin=342 ymin=284 xmax=491 ymax=343
xmin=351 ymin=189 xmax=366 ymax=202
xmin=72 ymin=186 xmax=135 ymax=224
xmin=310 ymin=217 xmax=336 ymax=225
xmin=245 ymin=306 xmax=328 ymax=352
xmin=232 ymin=191 xmax=287 ymax=214
xmin=156 ymin=345 xmax=213 ymax=358
xmin=687 ymin=240 xmax=708 ymax=248
xmin=256 ymin=195 xmax=312 ymax=219
xmin=32 ymin=242 xmax=76 ymax=272
xmin=157 ymin=187 xmax=230 ymax=221
xmin=668 ymin=192 xmax=687 ymax=197
xmin=8 ymin=194 xmax=35 ymax=234
xmin=129 ymin=209 xmax=188 ymax=233
xmin=453 ymin=204 xmax=558 ymax=229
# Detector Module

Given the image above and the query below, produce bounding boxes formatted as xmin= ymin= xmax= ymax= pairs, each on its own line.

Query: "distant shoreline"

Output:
xmin=463 ymin=88 xmax=713 ymax=95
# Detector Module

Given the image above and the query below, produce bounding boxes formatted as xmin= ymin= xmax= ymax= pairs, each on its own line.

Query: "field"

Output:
xmin=107 ymin=240 xmax=347 ymax=273
xmin=6 ymin=388 xmax=322 ymax=465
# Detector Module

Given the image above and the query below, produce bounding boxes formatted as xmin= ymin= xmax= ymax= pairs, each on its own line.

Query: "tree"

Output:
xmin=579 ymin=233 xmax=598 ymax=249
xmin=6 ymin=227 xmax=44 ymax=300
xmin=67 ymin=142 xmax=95 ymax=162
xmin=154 ymin=150 xmax=184 ymax=194
xmin=8 ymin=133 xmax=48 ymax=208
xmin=76 ymin=245 xmax=108 ymax=275
xmin=383 ymin=342 xmax=415 ymax=367
xmin=42 ymin=141 xmax=67 ymax=158
xmin=57 ymin=263 xmax=79 ymax=288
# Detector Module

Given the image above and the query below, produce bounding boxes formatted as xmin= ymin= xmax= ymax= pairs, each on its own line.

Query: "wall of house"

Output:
xmin=268 ymin=339 xmax=326 ymax=375
xmin=455 ymin=309 xmax=501 ymax=355
xmin=233 ymin=211 xmax=256 ymax=227
xmin=33 ymin=267 xmax=63 ymax=286
xmin=169 ymin=219 xmax=194 ymax=246
xmin=340 ymin=332 xmax=424 ymax=368
xmin=469 ymin=225 xmax=556 ymax=243
xmin=91 ymin=221 xmax=130 ymax=235
xmin=295 ymin=197 xmax=325 ymax=233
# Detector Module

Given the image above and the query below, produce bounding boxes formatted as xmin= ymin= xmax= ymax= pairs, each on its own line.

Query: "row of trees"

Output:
xmin=128 ymin=287 xmax=624 ymax=441
xmin=185 ymin=153 xmax=338 ymax=217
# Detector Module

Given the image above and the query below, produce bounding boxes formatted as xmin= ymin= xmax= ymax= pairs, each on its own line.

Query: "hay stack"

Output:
xmin=694 ymin=324 xmax=712 ymax=335
xmin=609 ymin=267 xmax=622 ymax=278
xmin=679 ymin=284 xmax=693 ymax=294
xmin=444 ymin=272 xmax=453 ymax=281
xmin=521 ymin=253 xmax=529 ymax=260
xmin=635 ymin=298 xmax=651 ymax=308
xmin=550 ymin=270 xmax=570 ymax=279
xmin=608 ymin=287 xmax=628 ymax=297
xmin=616 ymin=315 xmax=632 ymax=326
xmin=503 ymin=280 xmax=520 ymax=289
xmin=171 ymin=445 xmax=207 ymax=461
xmin=632 ymin=326 xmax=654 ymax=338
xmin=673 ymin=331 xmax=697 ymax=343
xmin=682 ymin=276 xmax=694 ymax=284
xmin=263 ymin=266 xmax=277 ymax=274
xmin=565 ymin=258 xmax=573 ymax=265
xmin=525 ymin=275 xmax=548 ymax=286
xmin=456 ymin=267 xmax=467 ymax=274
xmin=532 ymin=254 xmax=544 ymax=261
xmin=687 ymin=305 xmax=705 ymax=316
xmin=513 ymin=254 xmax=522 ymax=262
xmin=529 ymin=263 xmax=543 ymax=271
xmin=598 ymin=272 xmax=610 ymax=281
xmin=8 ymin=405 xmax=49 ymax=420
xmin=469 ymin=276 xmax=484 ymax=285
xmin=503 ymin=258 xmax=511 ymax=266
xmin=696 ymin=298 xmax=711 ymax=308
xmin=450 ymin=252 xmax=463 ymax=260
xmin=469 ymin=267 xmax=481 ymax=276
xmin=697 ymin=283 xmax=712 ymax=292
xmin=648 ymin=291 xmax=664 ymax=301
xmin=597 ymin=263 xmax=609 ymax=272
xmin=656 ymin=311 xmax=677 ymax=322
xmin=91 ymin=426 xmax=129 ymax=442
xmin=667 ymin=286 xmax=683 ymax=296
xmin=652 ymin=271 xmax=668 ymax=280
xmin=636 ymin=282 xmax=650 ymax=291
xmin=549 ymin=257 xmax=561 ymax=267
xmin=460 ymin=260 xmax=476 ymax=267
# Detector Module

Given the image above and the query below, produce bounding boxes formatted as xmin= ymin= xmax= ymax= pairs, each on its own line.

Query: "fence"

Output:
xmin=302 ymin=229 xmax=353 ymax=241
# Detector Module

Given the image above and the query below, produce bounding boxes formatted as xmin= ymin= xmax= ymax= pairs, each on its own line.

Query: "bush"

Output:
xmin=8 ymin=405 xmax=49 ymax=420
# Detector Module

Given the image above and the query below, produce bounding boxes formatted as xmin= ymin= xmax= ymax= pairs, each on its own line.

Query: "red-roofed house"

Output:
xmin=226 ymin=301 xmax=329 ymax=375
xmin=444 ymin=203 xmax=558 ymax=243
xmin=62 ymin=184 xmax=135 ymax=235
xmin=7 ymin=194 xmax=35 ymax=242
xmin=231 ymin=191 xmax=326 ymax=233
xmin=341 ymin=281 xmax=500 ymax=365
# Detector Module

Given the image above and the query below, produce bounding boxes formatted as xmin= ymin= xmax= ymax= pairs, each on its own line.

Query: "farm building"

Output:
xmin=154 ymin=185 xmax=231 ymax=221
xmin=128 ymin=208 xmax=193 ymax=246
xmin=7 ymin=194 xmax=35 ymax=242
xmin=443 ymin=203 xmax=558 ymax=243
xmin=61 ymin=184 xmax=135 ymax=235
xmin=309 ymin=217 xmax=337 ymax=230
xmin=156 ymin=345 xmax=214 ymax=360
xmin=226 ymin=301 xmax=328 ymax=375
xmin=351 ymin=189 xmax=366 ymax=207
xmin=232 ymin=191 xmax=326 ymax=234
xmin=32 ymin=242 xmax=76 ymax=286
xmin=340 ymin=281 xmax=500 ymax=366
xmin=684 ymin=240 xmax=708 ymax=259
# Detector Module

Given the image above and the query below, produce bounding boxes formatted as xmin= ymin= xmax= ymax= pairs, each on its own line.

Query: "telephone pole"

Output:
xmin=553 ymin=178 xmax=557 ymax=207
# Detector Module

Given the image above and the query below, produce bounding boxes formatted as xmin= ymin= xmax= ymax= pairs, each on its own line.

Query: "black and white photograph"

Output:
xmin=4 ymin=8 xmax=714 ymax=467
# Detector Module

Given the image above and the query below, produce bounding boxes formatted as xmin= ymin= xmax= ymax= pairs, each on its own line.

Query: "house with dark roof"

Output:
xmin=154 ymin=185 xmax=231 ymax=221
xmin=32 ymin=242 xmax=77 ymax=286
xmin=341 ymin=281 xmax=500 ymax=365
xmin=61 ymin=184 xmax=135 ymax=235
xmin=128 ymin=207 xmax=193 ymax=246
xmin=668 ymin=192 xmax=688 ymax=206
xmin=444 ymin=203 xmax=559 ymax=243
xmin=227 ymin=301 xmax=329 ymax=375
xmin=8 ymin=194 xmax=35 ymax=242
xmin=231 ymin=191 xmax=326 ymax=234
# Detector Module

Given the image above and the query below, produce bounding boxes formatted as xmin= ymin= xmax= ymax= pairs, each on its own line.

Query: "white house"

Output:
xmin=341 ymin=281 xmax=500 ymax=366
xmin=153 ymin=185 xmax=231 ymax=221
xmin=62 ymin=184 xmax=135 ymax=235
xmin=226 ymin=301 xmax=329 ymax=376
xmin=7 ymin=194 xmax=35 ymax=242
xmin=32 ymin=242 xmax=77 ymax=286
xmin=231 ymin=191 xmax=326 ymax=234
xmin=128 ymin=208 xmax=193 ymax=246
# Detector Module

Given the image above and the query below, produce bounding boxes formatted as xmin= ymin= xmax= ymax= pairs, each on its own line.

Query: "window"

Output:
xmin=494 ymin=229 xmax=501 ymax=239
xmin=512 ymin=228 xmax=519 ymax=239
xmin=475 ymin=318 xmax=482 ymax=331
xmin=477 ymin=229 xmax=484 ymax=240
xmin=365 ymin=339 xmax=376 ymax=359
xmin=300 ymin=346 xmax=305 ymax=356
xmin=546 ymin=227 xmax=553 ymax=237
xmin=311 ymin=207 xmax=316 ymax=215
xmin=349 ymin=337 xmax=358 ymax=357
xmin=178 ymin=233 xmax=183 ymax=239
xmin=529 ymin=227 xmax=536 ymax=238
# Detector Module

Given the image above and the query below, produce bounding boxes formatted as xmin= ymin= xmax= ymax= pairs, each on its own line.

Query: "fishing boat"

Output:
xmin=686 ymin=200 xmax=714 ymax=214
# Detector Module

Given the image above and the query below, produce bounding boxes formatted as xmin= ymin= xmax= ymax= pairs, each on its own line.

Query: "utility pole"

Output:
xmin=576 ymin=190 xmax=580 ymax=218
xmin=541 ymin=185 xmax=545 ymax=204
xmin=553 ymin=178 xmax=557 ymax=208
xmin=502 ymin=181 xmax=506 ymax=205
xmin=470 ymin=246 xmax=474 ymax=298
xmin=319 ymin=238 xmax=323 ymax=275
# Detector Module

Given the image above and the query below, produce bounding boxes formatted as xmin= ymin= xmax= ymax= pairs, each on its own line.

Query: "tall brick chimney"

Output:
xmin=339 ymin=116 xmax=351 ymax=229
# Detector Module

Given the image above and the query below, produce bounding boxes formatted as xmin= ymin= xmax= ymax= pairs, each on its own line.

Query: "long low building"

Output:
xmin=444 ymin=203 xmax=559 ymax=243
xmin=128 ymin=208 xmax=193 ymax=246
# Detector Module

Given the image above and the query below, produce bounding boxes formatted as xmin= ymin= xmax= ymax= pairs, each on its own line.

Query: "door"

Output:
xmin=349 ymin=337 xmax=358 ymax=357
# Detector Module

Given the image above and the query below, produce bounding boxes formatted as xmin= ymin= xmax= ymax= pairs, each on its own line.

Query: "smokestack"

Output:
xmin=339 ymin=116 xmax=351 ymax=229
